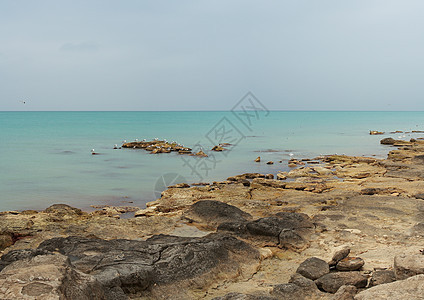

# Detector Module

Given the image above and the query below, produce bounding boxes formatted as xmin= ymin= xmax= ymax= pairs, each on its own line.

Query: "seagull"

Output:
xmin=123 ymin=140 xmax=127 ymax=143
xmin=135 ymin=139 xmax=138 ymax=142
xmin=154 ymin=138 xmax=158 ymax=141
xmin=142 ymin=139 xmax=146 ymax=142
xmin=91 ymin=149 xmax=98 ymax=155
xmin=289 ymin=153 xmax=294 ymax=157
xmin=113 ymin=144 xmax=118 ymax=149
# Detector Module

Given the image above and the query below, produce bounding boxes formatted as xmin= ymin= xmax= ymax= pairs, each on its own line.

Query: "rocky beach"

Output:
xmin=2 ymin=137 xmax=424 ymax=299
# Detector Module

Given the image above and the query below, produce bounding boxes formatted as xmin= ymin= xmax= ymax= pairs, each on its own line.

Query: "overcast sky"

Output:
xmin=1 ymin=0 xmax=424 ymax=111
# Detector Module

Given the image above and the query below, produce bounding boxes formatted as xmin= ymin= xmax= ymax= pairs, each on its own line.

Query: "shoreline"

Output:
xmin=1 ymin=137 xmax=424 ymax=298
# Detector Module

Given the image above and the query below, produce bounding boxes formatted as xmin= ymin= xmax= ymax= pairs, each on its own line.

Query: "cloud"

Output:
xmin=59 ymin=41 xmax=99 ymax=52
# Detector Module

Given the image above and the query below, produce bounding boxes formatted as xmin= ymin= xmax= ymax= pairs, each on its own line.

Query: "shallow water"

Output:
xmin=1 ymin=111 xmax=424 ymax=211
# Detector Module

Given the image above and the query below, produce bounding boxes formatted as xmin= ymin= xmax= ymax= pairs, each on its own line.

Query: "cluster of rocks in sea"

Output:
xmin=3 ymin=136 xmax=424 ymax=298
xmin=122 ymin=139 xmax=229 ymax=157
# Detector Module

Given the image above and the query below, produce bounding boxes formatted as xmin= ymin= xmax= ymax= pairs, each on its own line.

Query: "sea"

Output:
xmin=1 ymin=111 xmax=424 ymax=212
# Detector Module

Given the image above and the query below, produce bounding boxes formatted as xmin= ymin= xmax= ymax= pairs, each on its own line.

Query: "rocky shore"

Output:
xmin=2 ymin=138 xmax=424 ymax=299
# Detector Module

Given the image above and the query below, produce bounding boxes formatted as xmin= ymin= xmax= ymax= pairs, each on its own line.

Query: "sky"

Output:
xmin=1 ymin=0 xmax=424 ymax=111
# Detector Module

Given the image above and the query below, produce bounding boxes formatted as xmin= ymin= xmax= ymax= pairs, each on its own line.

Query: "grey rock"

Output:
xmin=370 ymin=269 xmax=396 ymax=286
xmin=271 ymin=273 xmax=326 ymax=299
xmin=297 ymin=257 xmax=330 ymax=280
xmin=184 ymin=200 xmax=252 ymax=227
xmin=354 ymin=274 xmax=424 ymax=300
xmin=212 ymin=292 xmax=276 ymax=300
xmin=43 ymin=204 xmax=83 ymax=216
xmin=332 ymin=285 xmax=357 ymax=300
xmin=315 ymin=272 xmax=368 ymax=293
xmin=336 ymin=257 xmax=365 ymax=271
xmin=0 ymin=253 xmax=105 ymax=299
xmin=394 ymin=253 xmax=424 ymax=280
xmin=28 ymin=233 xmax=259 ymax=298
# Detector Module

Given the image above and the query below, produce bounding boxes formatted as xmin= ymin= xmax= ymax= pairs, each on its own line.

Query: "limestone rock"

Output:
xmin=315 ymin=272 xmax=368 ymax=293
xmin=296 ymin=257 xmax=330 ymax=280
xmin=394 ymin=253 xmax=424 ymax=280
xmin=354 ymin=274 xmax=424 ymax=300
xmin=0 ymin=253 xmax=105 ymax=299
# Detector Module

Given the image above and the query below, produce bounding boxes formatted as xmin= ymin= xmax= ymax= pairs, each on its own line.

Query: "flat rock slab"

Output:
xmin=354 ymin=274 xmax=424 ymax=300
xmin=394 ymin=254 xmax=424 ymax=280
xmin=0 ymin=233 xmax=259 ymax=299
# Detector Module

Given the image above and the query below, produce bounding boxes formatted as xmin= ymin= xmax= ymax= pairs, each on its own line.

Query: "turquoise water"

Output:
xmin=1 ymin=111 xmax=424 ymax=212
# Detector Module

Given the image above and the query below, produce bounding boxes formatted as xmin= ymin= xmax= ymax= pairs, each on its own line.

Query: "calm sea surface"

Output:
xmin=1 ymin=111 xmax=424 ymax=212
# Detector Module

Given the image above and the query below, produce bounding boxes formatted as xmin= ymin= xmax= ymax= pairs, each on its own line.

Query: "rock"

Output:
xmin=313 ymin=166 xmax=334 ymax=176
xmin=271 ymin=273 xmax=325 ymax=299
xmin=251 ymin=178 xmax=286 ymax=189
xmin=255 ymin=156 xmax=261 ymax=162
xmin=329 ymin=246 xmax=350 ymax=266
xmin=184 ymin=200 xmax=252 ymax=227
xmin=265 ymin=174 xmax=274 ymax=179
xmin=414 ymin=193 xmax=424 ymax=200
xmin=212 ymin=292 xmax=276 ymax=299
xmin=315 ymin=272 xmax=368 ymax=293
xmin=227 ymin=173 xmax=266 ymax=181
xmin=276 ymin=173 xmax=287 ymax=180
xmin=168 ymin=183 xmax=190 ymax=188
xmin=0 ymin=233 xmax=13 ymax=251
xmin=332 ymin=285 xmax=357 ymax=300
xmin=336 ymin=257 xmax=365 ymax=271
xmin=380 ymin=138 xmax=396 ymax=145
xmin=0 ymin=253 xmax=105 ymax=299
xmin=370 ymin=269 xmax=396 ymax=286
xmin=43 ymin=204 xmax=83 ymax=216
xmin=26 ymin=234 xmax=259 ymax=299
xmin=134 ymin=206 xmax=158 ymax=217
xmin=394 ymin=253 xmax=424 ymax=280
xmin=369 ymin=131 xmax=384 ymax=135
xmin=266 ymin=161 xmax=274 ymax=165
xmin=194 ymin=150 xmax=208 ymax=157
xmin=296 ymin=257 xmax=330 ymax=280
xmin=212 ymin=145 xmax=225 ymax=151
xmin=354 ymin=274 xmax=424 ymax=300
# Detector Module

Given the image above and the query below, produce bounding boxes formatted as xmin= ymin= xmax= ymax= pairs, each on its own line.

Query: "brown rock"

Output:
xmin=336 ymin=257 xmax=365 ymax=271
xmin=254 ymin=156 xmax=261 ymax=162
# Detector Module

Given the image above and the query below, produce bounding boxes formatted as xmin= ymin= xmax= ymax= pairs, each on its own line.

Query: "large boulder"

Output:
xmin=354 ymin=274 xmax=424 ymax=300
xmin=2 ymin=233 xmax=259 ymax=299
xmin=271 ymin=273 xmax=328 ymax=299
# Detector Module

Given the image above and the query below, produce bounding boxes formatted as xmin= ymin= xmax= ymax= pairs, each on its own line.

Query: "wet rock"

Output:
xmin=227 ymin=173 xmax=266 ymax=181
xmin=267 ymin=161 xmax=274 ymax=165
xmin=296 ymin=257 xmax=330 ymax=280
xmin=394 ymin=253 xmax=424 ymax=280
xmin=168 ymin=183 xmax=190 ymax=188
xmin=194 ymin=150 xmax=208 ymax=157
xmin=44 ymin=204 xmax=83 ymax=216
xmin=370 ymin=269 xmax=396 ymax=286
xmin=380 ymin=138 xmax=397 ymax=145
xmin=0 ymin=253 xmax=105 ymax=299
xmin=354 ymin=274 xmax=424 ymax=300
xmin=212 ymin=145 xmax=225 ymax=151
xmin=315 ymin=272 xmax=368 ymax=293
xmin=184 ymin=200 xmax=252 ymax=227
xmin=276 ymin=172 xmax=287 ymax=180
xmin=332 ymin=285 xmax=357 ymax=300
xmin=329 ymin=246 xmax=350 ymax=266
xmin=336 ymin=257 xmax=365 ymax=271
xmin=255 ymin=156 xmax=261 ymax=162
xmin=369 ymin=131 xmax=384 ymax=135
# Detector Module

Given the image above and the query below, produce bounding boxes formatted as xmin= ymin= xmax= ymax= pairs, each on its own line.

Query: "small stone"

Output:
xmin=370 ymin=269 xmax=396 ymax=286
xmin=329 ymin=246 xmax=350 ymax=266
xmin=332 ymin=285 xmax=357 ymax=300
xmin=254 ymin=156 xmax=261 ymax=162
xmin=265 ymin=174 xmax=274 ymax=179
xmin=296 ymin=257 xmax=330 ymax=280
xmin=276 ymin=173 xmax=287 ymax=180
xmin=267 ymin=161 xmax=274 ymax=165
xmin=336 ymin=257 xmax=365 ymax=271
